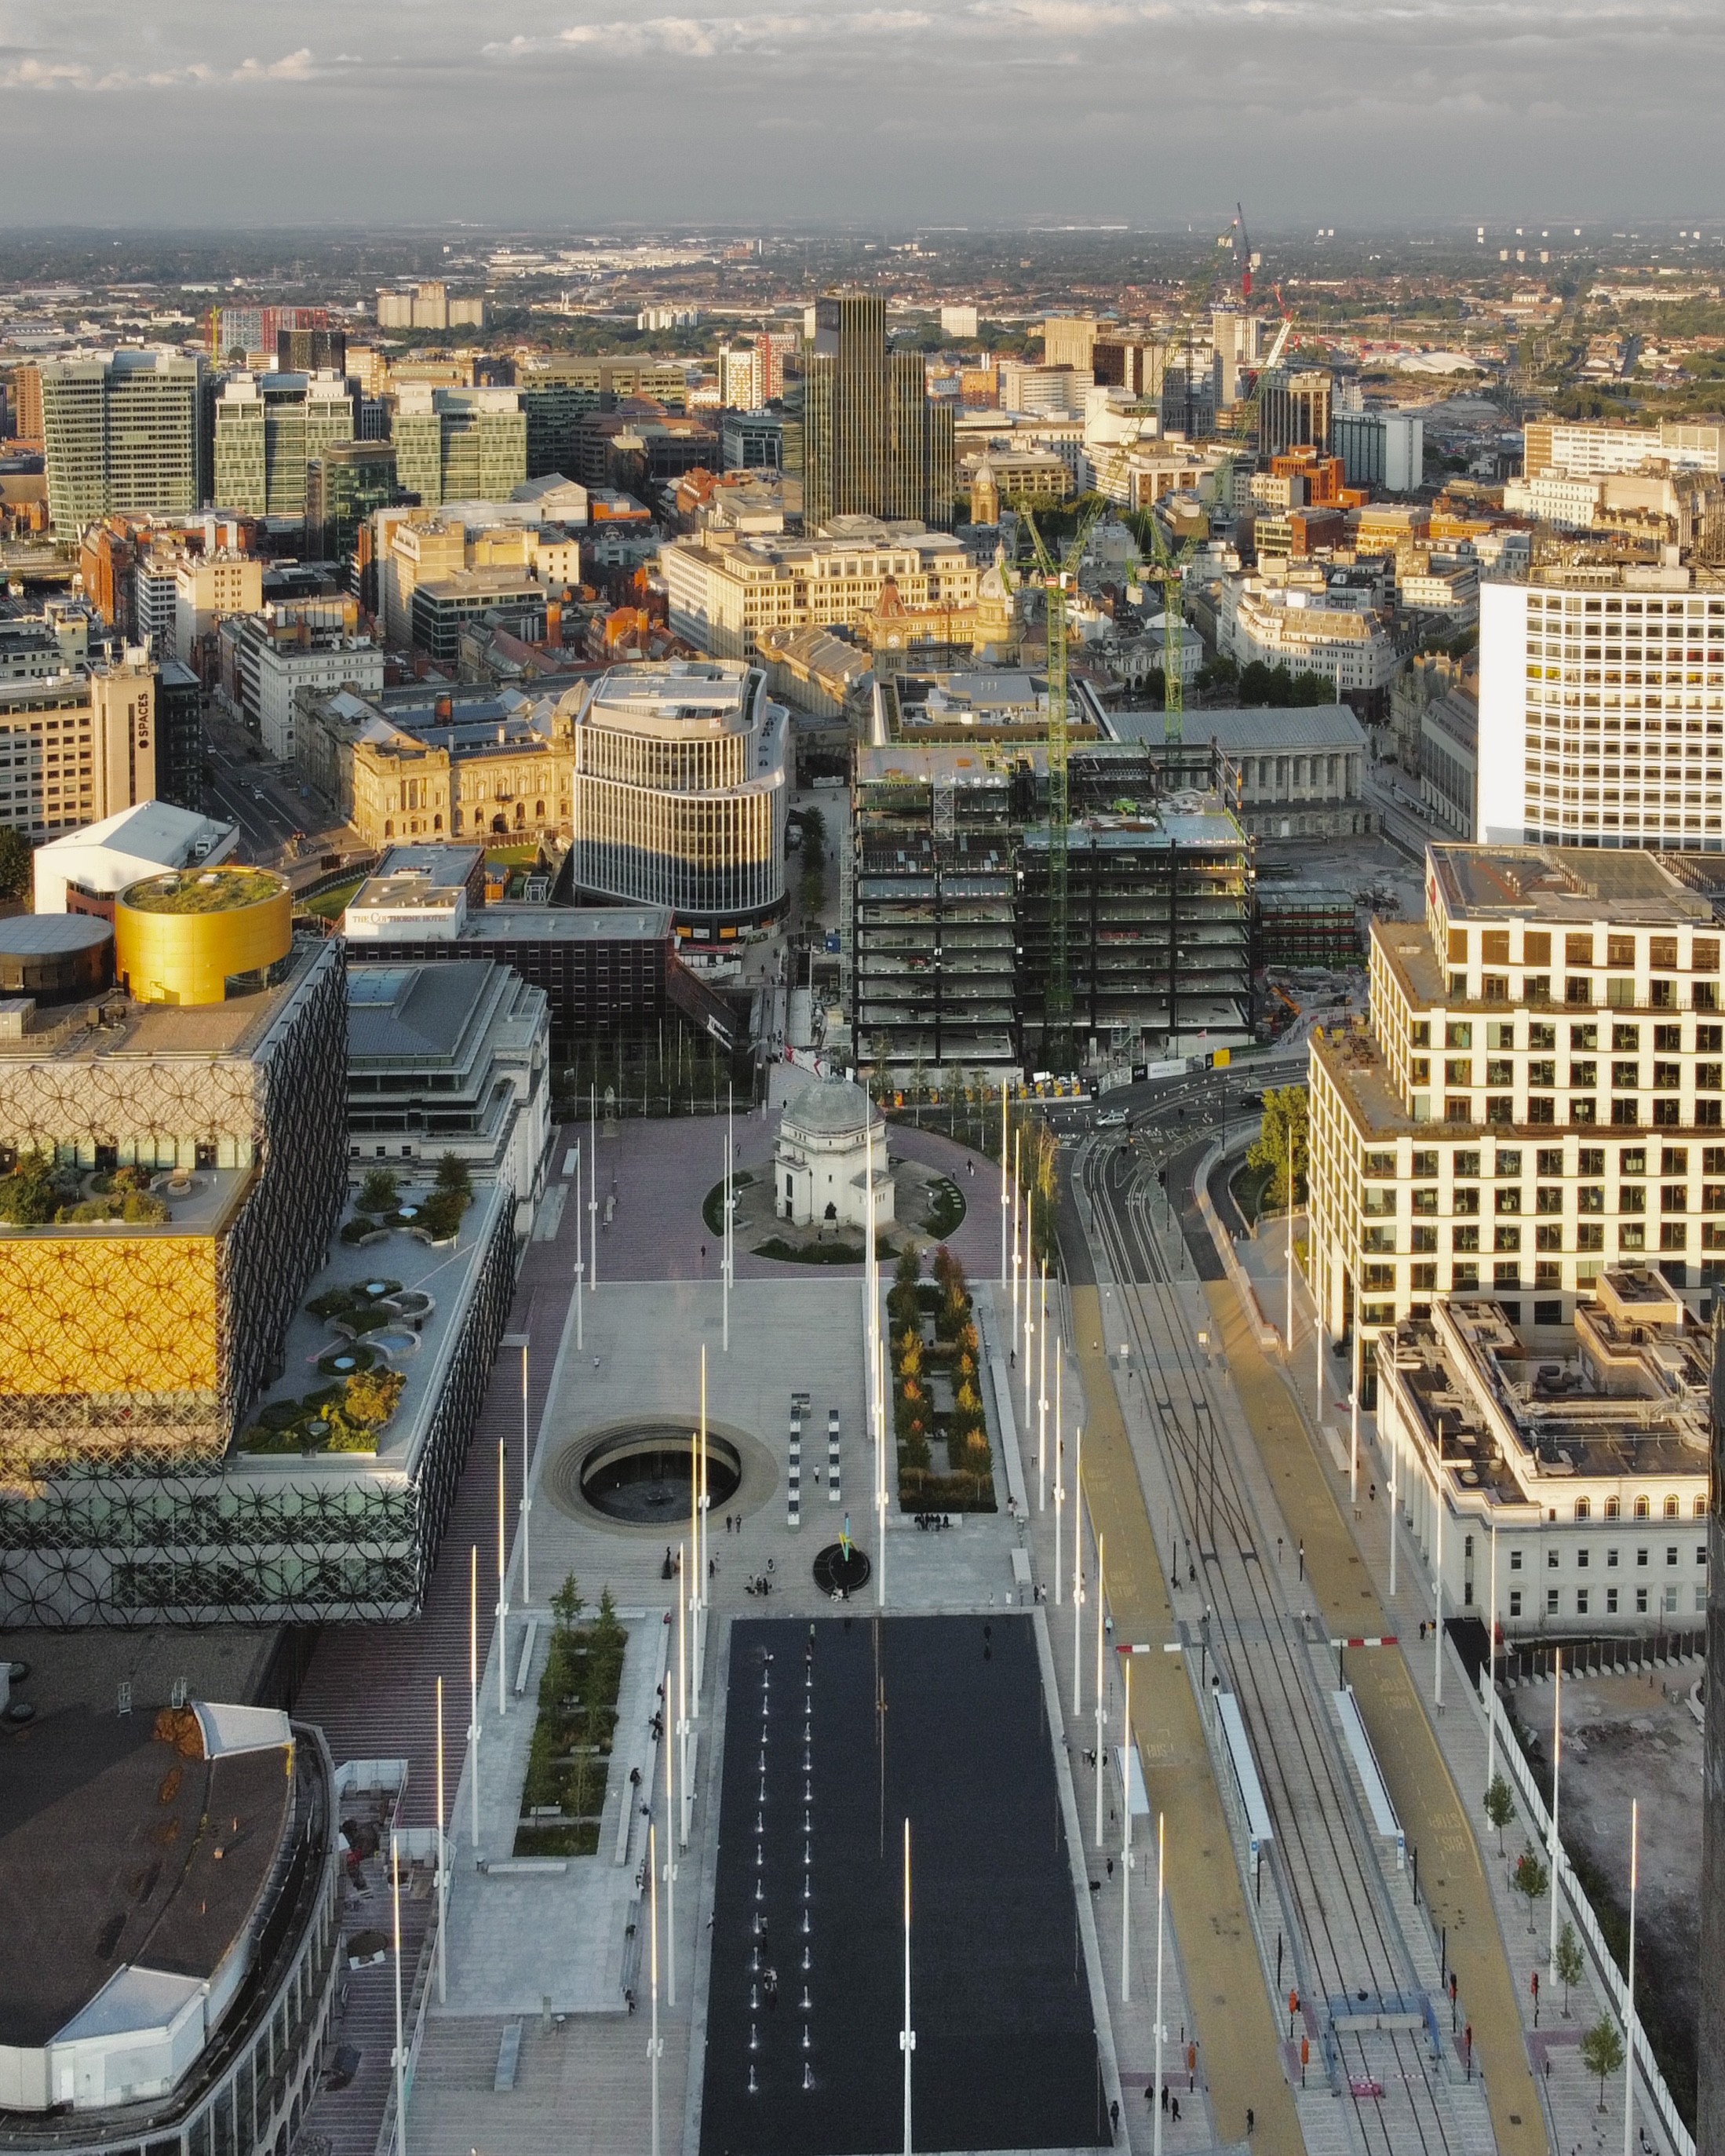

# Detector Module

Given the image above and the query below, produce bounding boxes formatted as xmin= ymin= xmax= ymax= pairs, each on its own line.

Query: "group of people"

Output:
xmin=744 ymin=1574 xmax=775 ymax=1596
xmin=912 ymin=1512 xmax=955 ymax=1531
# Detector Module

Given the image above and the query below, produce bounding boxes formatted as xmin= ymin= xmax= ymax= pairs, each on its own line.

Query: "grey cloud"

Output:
xmin=0 ymin=0 xmax=1720 ymax=219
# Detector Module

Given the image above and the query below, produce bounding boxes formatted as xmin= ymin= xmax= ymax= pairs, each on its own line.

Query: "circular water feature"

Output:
xmin=577 ymin=1424 xmax=742 ymax=1524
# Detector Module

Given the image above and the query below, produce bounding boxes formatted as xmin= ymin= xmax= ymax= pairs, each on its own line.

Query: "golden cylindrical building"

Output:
xmin=114 ymin=868 xmax=294 ymax=1005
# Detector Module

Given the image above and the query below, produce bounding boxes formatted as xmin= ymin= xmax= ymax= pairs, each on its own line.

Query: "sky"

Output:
xmin=0 ymin=0 xmax=1722 ymax=228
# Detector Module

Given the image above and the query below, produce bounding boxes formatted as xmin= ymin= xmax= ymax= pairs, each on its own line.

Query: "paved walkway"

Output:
xmin=582 ymin=1104 xmax=1003 ymax=1284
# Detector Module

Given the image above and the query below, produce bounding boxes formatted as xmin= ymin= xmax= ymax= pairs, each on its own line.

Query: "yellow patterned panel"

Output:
xmin=0 ymin=1235 xmax=221 ymax=1395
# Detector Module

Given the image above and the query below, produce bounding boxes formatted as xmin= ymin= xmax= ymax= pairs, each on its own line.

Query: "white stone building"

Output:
xmin=774 ymin=1077 xmax=894 ymax=1233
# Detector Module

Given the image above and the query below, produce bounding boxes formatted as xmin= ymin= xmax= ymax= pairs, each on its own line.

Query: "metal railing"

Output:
xmin=1482 ymin=1675 xmax=1694 ymax=2156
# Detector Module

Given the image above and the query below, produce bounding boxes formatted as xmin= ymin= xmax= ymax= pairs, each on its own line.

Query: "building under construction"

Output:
xmin=1252 ymin=884 xmax=1361 ymax=969
xmin=850 ymin=728 xmax=1253 ymax=1073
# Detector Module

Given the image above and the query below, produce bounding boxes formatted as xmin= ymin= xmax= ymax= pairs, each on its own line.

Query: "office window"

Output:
xmin=1547 ymin=1588 xmax=1561 ymax=1615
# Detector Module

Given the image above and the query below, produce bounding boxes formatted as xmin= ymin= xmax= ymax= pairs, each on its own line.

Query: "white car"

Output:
xmin=1096 ymin=1108 xmax=1129 ymax=1128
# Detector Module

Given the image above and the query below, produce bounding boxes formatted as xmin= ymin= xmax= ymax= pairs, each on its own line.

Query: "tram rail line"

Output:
xmin=1078 ymin=1134 xmax=1468 ymax=2156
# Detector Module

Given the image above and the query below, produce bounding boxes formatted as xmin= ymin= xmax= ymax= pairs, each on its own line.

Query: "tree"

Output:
xmin=1484 ymin=1774 xmax=1516 ymax=1856
xmin=1580 ymin=2017 xmax=1625 ymax=2112
xmin=1554 ymin=1921 xmax=1584 ymax=2018
xmin=1512 ymin=1847 xmax=1549 ymax=1933
xmin=420 ymin=1188 xmax=466 ymax=1241
xmin=1246 ymin=1086 xmax=1309 ymax=1209
xmin=358 ymin=1166 xmax=400 ymax=1217
xmin=0 ymin=1147 xmax=60 ymax=1226
xmin=0 ymin=827 xmax=31 ymax=903
xmin=551 ymin=1573 xmax=586 ymax=1636
xmin=435 ymin=1151 xmax=472 ymax=1200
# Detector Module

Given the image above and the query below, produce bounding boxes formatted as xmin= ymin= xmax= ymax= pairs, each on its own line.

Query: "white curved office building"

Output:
xmin=560 ymin=660 xmax=790 ymax=936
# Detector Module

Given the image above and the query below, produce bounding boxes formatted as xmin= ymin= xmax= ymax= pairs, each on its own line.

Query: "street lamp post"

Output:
xmin=1350 ymin=1323 xmax=1361 ymax=1508
xmin=1485 ymin=1519 xmax=1498 ymax=1803
xmin=501 ymin=1333 xmax=532 ymax=1607
xmin=468 ymin=1544 xmax=481 ymax=1847
xmin=1094 ymin=1535 xmax=1106 ymax=1848
xmin=1285 ymin=1113 xmax=1295 ymax=1357
xmin=496 ymin=1438 xmax=509 ymax=1718
xmin=1624 ymin=1798 xmax=1639 ymax=2156
xmin=1549 ymin=1649 xmax=1563 ymax=1971
xmin=648 ymin=1825 xmax=662 ymax=2156
xmin=589 ymin=1084 xmax=598 ymax=1290
xmin=435 ymin=1677 xmax=447 ymax=2006
xmin=664 ymin=1718 xmax=677 ymax=2007
xmin=901 ymin=1819 xmax=915 ymax=2156
xmin=1152 ymin=1812 xmax=1165 ymax=2156
xmin=1072 ymin=1426 xmax=1084 ymax=1704
xmin=573 ymin=1142 xmax=583 ymax=1350
xmin=1121 ymin=1656 xmax=1132 ymax=2004
xmin=391 ymin=1833 xmax=407 ymax=2156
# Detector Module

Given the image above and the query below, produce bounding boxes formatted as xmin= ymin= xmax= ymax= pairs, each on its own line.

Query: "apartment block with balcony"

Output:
xmin=1308 ymin=843 xmax=1725 ymax=1363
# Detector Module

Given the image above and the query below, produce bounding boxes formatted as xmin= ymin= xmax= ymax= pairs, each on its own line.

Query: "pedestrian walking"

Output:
xmin=1246 ymin=2107 xmax=1254 ymax=2136
xmin=1109 ymin=2099 xmax=1118 ymax=2140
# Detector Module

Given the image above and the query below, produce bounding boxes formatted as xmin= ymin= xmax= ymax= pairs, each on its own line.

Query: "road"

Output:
xmin=201 ymin=702 xmax=348 ymax=866
xmin=1362 ymin=768 xmax=1446 ymax=862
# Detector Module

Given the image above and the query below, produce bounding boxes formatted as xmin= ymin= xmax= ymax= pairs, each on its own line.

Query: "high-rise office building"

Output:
xmin=212 ymin=370 xmax=355 ymax=520
xmin=392 ymin=386 xmax=527 ymax=505
xmin=276 ymin=326 xmax=348 ymax=376
xmin=1479 ymin=571 xmax=1725 ymax=850
xmin=39 ymin=352 xmax=204 ymax=534
xmin=1260 ymin=367 xmax=1333 ymax=458
xmin=307 ymin=441 xmax=399 ymax=564
xmin=804 ymin=293 xmax=954 ymax=531
xmin=9 ymin=361 xmax=42 ymax=447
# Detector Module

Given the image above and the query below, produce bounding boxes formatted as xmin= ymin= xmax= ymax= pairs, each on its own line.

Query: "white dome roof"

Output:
xmin=782 ymin=1075 xmax=878 ymax=1137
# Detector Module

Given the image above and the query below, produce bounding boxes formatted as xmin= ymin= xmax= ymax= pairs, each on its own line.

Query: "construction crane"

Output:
xmin=1001 ymin=243 xmax=1281 ymax=1060
xmin=1132 ymin=291 xmax=1294 ymax=746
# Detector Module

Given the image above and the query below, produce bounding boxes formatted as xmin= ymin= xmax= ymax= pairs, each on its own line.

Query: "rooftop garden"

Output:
xmin=0 ymin=1152 xmax=171 ymax=1227
xmin=341 ymin=1155 xmax=473 ymax=1247
xmin=123 ymin=868 xmax=286 ymax=914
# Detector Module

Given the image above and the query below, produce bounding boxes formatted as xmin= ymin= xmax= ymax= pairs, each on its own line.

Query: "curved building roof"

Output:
xmin=782 ymin=1074 xmax=881 ymax=1139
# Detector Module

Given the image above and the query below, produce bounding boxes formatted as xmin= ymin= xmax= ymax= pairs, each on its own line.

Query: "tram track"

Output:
xmin=1079 ymin=1134 xmax=1472 ymax=2156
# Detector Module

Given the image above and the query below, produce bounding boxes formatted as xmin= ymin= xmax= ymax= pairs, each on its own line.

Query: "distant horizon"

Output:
xmin=1 ymin=0 xmax=1723 ymax=230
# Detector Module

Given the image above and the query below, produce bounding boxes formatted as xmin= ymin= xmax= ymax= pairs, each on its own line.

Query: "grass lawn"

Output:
xmin=301 ymin=876 xmax=365 ymax=921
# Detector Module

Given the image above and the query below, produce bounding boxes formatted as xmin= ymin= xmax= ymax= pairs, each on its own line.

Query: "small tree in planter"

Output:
xmin=419 ymin=1187 xmax=467 ymax=1241
xmin=1554 ymin=1921 xmax=1584 ymax=2018
xmin=1512 ymin=1847 xmax=1549 ymax=1933
xmin=358 ymin=1166 xmax=400 ymax=1217
xmin=1580 ymin=2018 xmax=1624 ymax=2113
xmin=1484 ymin=1774 xmax=1515 ymax=1856
xmin=436 ymin=1151 xmax=473 ymax=1202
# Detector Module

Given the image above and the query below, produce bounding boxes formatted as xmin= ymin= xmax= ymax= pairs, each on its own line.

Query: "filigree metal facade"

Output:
xmin=0 ymin=1189 xmax=516 ymax=1625
xmin=0 ymin=943 xmax=348 ymax=1479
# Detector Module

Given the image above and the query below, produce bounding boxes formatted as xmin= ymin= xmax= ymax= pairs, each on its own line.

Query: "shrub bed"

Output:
xmin=514 ymin=1579 xmax=627 ymax=1859
xmin=887 ymin=1244 xmax=995 ymax=1511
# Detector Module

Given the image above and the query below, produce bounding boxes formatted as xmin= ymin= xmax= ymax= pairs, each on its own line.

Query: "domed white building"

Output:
xmin=774 ymin=1076 xmax=894 ymax=1233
